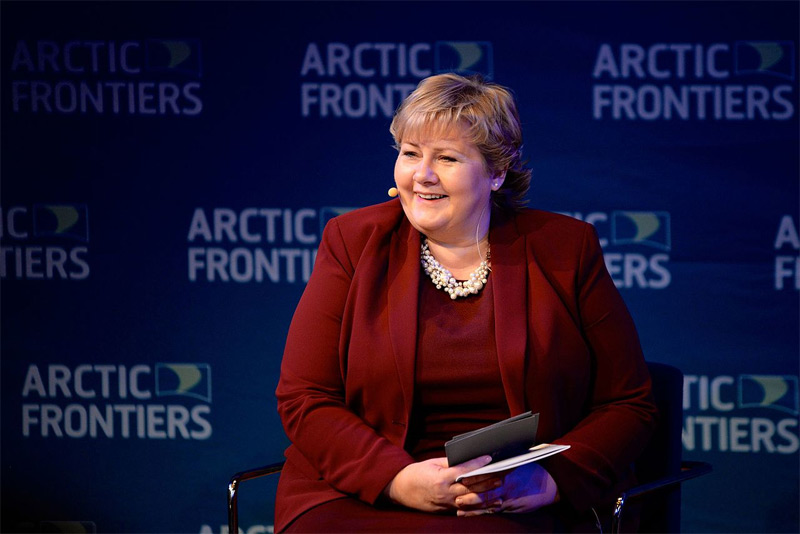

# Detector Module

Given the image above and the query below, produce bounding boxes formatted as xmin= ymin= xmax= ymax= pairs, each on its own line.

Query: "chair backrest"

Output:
xmin=635 ymin=362 xmax=684 ymax=533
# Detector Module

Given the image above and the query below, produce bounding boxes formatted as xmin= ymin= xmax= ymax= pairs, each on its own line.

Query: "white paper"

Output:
xmin=455 ymin=444 xmax=570 ymax=481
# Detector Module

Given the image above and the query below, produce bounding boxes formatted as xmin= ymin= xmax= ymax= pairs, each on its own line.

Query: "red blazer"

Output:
xmin=275 ymin=200 xmax=657 ymax=531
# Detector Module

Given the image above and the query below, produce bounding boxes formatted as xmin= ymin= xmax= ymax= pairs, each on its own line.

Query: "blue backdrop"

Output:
xmin=1 ymin=1 xmax=798 ymax=533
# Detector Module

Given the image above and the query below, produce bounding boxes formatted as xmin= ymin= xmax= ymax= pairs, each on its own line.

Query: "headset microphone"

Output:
xmin=388 ymin=187 xmax=399 ymax=197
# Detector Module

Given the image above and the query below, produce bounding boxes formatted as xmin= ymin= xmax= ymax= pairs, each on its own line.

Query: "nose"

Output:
xmin=413 ymin=159 xmax=438 ymax=184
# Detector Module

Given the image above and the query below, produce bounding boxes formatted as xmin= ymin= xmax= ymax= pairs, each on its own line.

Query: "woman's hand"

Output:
xmin=383 ymin=456 xmax=498 ymax=512
xmin=455 ymin=462 xmax=558 ymax=516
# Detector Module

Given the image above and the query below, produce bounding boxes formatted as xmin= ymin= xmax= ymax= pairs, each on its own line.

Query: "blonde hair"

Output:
xmin=390 ymin=73 xmax=531 ymax=211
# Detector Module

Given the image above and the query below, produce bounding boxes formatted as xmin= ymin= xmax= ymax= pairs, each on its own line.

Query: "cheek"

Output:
xmin=450 ymin=171 xmax=487 ymax=196
xmin=394 ymin=160 xmax=412 ymax=186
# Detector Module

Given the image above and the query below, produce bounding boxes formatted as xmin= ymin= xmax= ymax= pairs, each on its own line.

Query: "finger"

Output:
xmin=454 ymin=492 xmax=482 ymax=508
xmin=457 ymin=507 xmax=502 ymax=517
xmin=460 ymin=476 xmax=502 ymax=494
xmin=449 ymin=455 xmax=493 ymax=473
xmin=459 ymin=472 xmax=501 ymax=486
xmin=455 ymin=491 xmax=502 ymax=510
xmin=456 ymin=498 xmax=504 ymax=515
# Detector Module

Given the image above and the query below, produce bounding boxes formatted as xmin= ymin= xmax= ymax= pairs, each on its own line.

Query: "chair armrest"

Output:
xmin=228 ymin=462 xmax=285 ymax=533
xmin=612 ymin=461 xmax=712 ymax=534
xmin=619 ymin=461 xmax=711 ymax=501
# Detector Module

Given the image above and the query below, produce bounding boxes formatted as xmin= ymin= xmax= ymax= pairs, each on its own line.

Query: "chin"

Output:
xmin=410 ymin=212 xmax=445 ymax=231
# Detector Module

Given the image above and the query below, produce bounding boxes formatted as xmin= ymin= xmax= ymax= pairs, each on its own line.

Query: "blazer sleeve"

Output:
xmin=541 ymin=223 xmax=658 ymax=512
xmin=275 ymin=218 xmax=415 ymax=504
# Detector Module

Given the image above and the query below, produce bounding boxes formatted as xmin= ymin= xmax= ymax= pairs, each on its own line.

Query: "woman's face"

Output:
xmin=394 ymin=122 xmax=503 ymax=246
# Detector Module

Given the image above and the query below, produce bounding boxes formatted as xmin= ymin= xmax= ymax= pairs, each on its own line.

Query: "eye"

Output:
xmin=401 ymin=148 xmax=419 ymax=158
xmin=439 ymin=155 xmax=458 ymax=163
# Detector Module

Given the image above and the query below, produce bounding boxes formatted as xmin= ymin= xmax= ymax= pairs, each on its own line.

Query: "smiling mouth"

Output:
xmin=417 ymin=193 xmax=447 ymax=200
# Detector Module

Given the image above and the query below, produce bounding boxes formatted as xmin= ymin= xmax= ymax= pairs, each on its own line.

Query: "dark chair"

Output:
xmin=612 ymin=362 xmax=711 ymax=533
xmin=228 ymin=362 xmax=710 ymax=534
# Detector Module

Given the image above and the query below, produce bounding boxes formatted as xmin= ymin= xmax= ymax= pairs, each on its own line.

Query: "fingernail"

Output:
xmin=455 ymin=497 xmax=462 ymax=506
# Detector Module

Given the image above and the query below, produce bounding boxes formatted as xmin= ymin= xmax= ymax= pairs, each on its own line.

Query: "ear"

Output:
xmin=491 ymin=171 xmax=507 ymax=191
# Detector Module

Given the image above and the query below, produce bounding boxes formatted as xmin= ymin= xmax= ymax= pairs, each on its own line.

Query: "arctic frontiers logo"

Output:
xmin=10 ymin=38 xmax=203 ymax=115
xmin=734 ymin=41 xmax=795 ymax=80
xmin=434 ymin=41 xmax=494 ymax=77
xmin=1 ymin=203 xmax=90 ymax=280
xmin=156 ymin=363 xmax=211 ymax=402
xmin=593 ymin=40 xmax=795 ymax=120
xmin=21 ymin=362 xmax=213 ymax=440
xmin=611 ymin=211 xmax=671 ymax=251
xmin=145 ymin=39 xmax=203 ymax=77
xmin=32 ymin=204 xmax=90 ymax=241
xmin=299 ymin=40 xmax=493 ymax=118
xmin=684 ymin=373 xmax=799 ymax=454
xmin=564 ymin=210 xmax=671 ymax=289
xmin=740 ymin=375 xmax=799 ymax=415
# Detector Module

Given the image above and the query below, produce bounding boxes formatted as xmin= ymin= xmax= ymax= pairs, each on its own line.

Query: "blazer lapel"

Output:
xmin=387 ymin=219 xmax=421 ymax=419
xmin=490 ymin=212 xmax=529 ymax=415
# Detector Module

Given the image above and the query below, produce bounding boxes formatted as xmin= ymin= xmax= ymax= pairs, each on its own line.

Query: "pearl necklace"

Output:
xmin=420 ymin=237 xmax=491 ymax=300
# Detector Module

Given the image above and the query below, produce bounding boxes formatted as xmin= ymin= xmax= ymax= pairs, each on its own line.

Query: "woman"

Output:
xmin=275 ymin=73 xmax=657 ymax=532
